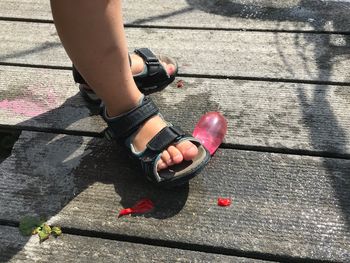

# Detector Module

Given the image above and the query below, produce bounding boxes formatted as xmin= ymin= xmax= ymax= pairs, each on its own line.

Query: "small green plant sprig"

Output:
xmin=19 ymin=216 xmax=62 ymax=243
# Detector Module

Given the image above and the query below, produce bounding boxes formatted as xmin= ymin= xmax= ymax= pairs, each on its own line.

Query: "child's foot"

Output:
xmin=82 ymin=54 xmax=175 ymax=91
xmin=132 ymin=114 xmax=198 ymax=171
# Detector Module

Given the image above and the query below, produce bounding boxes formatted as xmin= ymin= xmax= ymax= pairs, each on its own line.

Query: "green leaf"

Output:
xmin=38 ymin=230 xmax=50 ymax=243
xmin=51 ymin=226 xmax=62 ymax=237
xmin=32 ymin=227 xmax=41 ymax=235
xmin=19 ymin=216 xmax=41 ymax=236
xmin=41 ymin=224 xmax=51 ymax=235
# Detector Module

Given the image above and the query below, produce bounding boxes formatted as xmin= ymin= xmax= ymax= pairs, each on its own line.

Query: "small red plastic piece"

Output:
xmin=217 ymin=198 xmax=231 ymax=207
xmin=130 ymin=199 xmax=154 ymax=214
xmin=118 ymin=199 xmax=154 ymax=218
xmin=118 ymin=208 xmax=133 ymax=217
xmin=176 ymin=80 xmax=184 ymax=88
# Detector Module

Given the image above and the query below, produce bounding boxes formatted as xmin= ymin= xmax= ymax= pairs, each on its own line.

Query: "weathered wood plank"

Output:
xmin=0 ymin=66 xmax=105 ymax=133
xmin=1 ymin=21 xmax=349 ymax=83
xmin=1 ymin=226 xmax=262 ymax=263
xmin=0 ymin=131 xmax=349 ymax=261
xmin=1 ymin=66 xmax=350 ymax=155
xmin=1 ymin=0 xmax=350 ymax=33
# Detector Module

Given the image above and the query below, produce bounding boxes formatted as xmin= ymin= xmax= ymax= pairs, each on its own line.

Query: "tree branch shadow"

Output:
xmin=186 ymin=0 xmax=350 ymax=229
xmin=0 ymin=42 xmax=61 ymax=62
xmin=127 ymin=6 xmax=194 ymax=25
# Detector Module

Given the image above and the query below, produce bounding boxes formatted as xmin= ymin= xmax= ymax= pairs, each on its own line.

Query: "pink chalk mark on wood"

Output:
xmin=0 ymin=99 xmax=48 ymax=117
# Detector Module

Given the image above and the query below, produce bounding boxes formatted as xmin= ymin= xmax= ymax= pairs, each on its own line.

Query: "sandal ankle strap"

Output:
xmin=103 ymin=96 xmax=159 ymax=141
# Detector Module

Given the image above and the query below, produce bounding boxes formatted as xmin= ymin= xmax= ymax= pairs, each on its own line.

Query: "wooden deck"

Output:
xmin=0 ymin=0 xmax=349 ymax=262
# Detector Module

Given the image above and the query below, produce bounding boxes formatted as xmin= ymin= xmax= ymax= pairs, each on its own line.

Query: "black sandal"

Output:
xmin=73 ymin=48 xmax=178 ymax=104
xmin=102 ymin=96 xmax=210 ymax=187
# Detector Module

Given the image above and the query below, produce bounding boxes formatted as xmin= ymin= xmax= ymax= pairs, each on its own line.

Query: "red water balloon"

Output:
xmin=193 ymin=112 xmax=227 ymax=155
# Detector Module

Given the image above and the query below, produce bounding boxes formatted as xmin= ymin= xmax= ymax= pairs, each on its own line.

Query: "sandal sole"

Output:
xmin=152 ymin=148 xmax=211 ymax=189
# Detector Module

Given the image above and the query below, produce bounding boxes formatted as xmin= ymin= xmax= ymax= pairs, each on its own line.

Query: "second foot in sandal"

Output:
xmin=103 ymin=95 xmax=210 ymax=188
xmin=73 ymin=48 xmax=178 ymax=104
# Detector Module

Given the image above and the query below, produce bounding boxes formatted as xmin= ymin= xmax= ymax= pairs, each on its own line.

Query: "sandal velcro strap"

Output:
xmin=134 ymin=48 xmax=168 ymax=83
xmin=103 ymin=96 xmax=159 ymax=140
xmin=134 ymin=48 xmax=159 ymax=66
xmin=147 ymin=126 xmax=186 ymax=152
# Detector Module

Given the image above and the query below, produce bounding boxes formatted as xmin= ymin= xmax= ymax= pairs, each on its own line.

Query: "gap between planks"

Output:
xmin=1 ymin=16 xmax=350 ymax=36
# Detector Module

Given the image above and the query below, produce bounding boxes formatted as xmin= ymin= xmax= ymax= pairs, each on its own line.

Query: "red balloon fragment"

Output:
xmin=176 ymin=80 xmax=184 ymax=88
xmin=118 ymin=199 xmax=154 ymax=218
xmin=118 ymin=208 xmax=133 ymax=217
xmin=217 ymin=198 xmax=231 ymax=207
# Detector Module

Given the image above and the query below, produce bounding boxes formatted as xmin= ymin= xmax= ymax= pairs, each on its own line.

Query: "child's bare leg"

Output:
xmin=50 ymin=0 xmax=197 ymax=170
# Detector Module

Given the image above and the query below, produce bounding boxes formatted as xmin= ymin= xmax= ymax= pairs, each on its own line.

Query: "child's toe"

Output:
xmin=157 ymin=159 xmax=168 ymax=171
xmin=167 ymin=145 xmax=183 ymax=164
xmin=161 ymin=149 xmax=171 ymax=164
xmin=176 ymin=141 xmax=198 ymax=161
xmin=161 ymin=62 xmax=176 ymax=76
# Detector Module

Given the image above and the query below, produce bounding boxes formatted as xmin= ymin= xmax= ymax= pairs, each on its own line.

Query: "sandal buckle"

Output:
xmin=145 ymin=59 xmax=160 ymax=66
